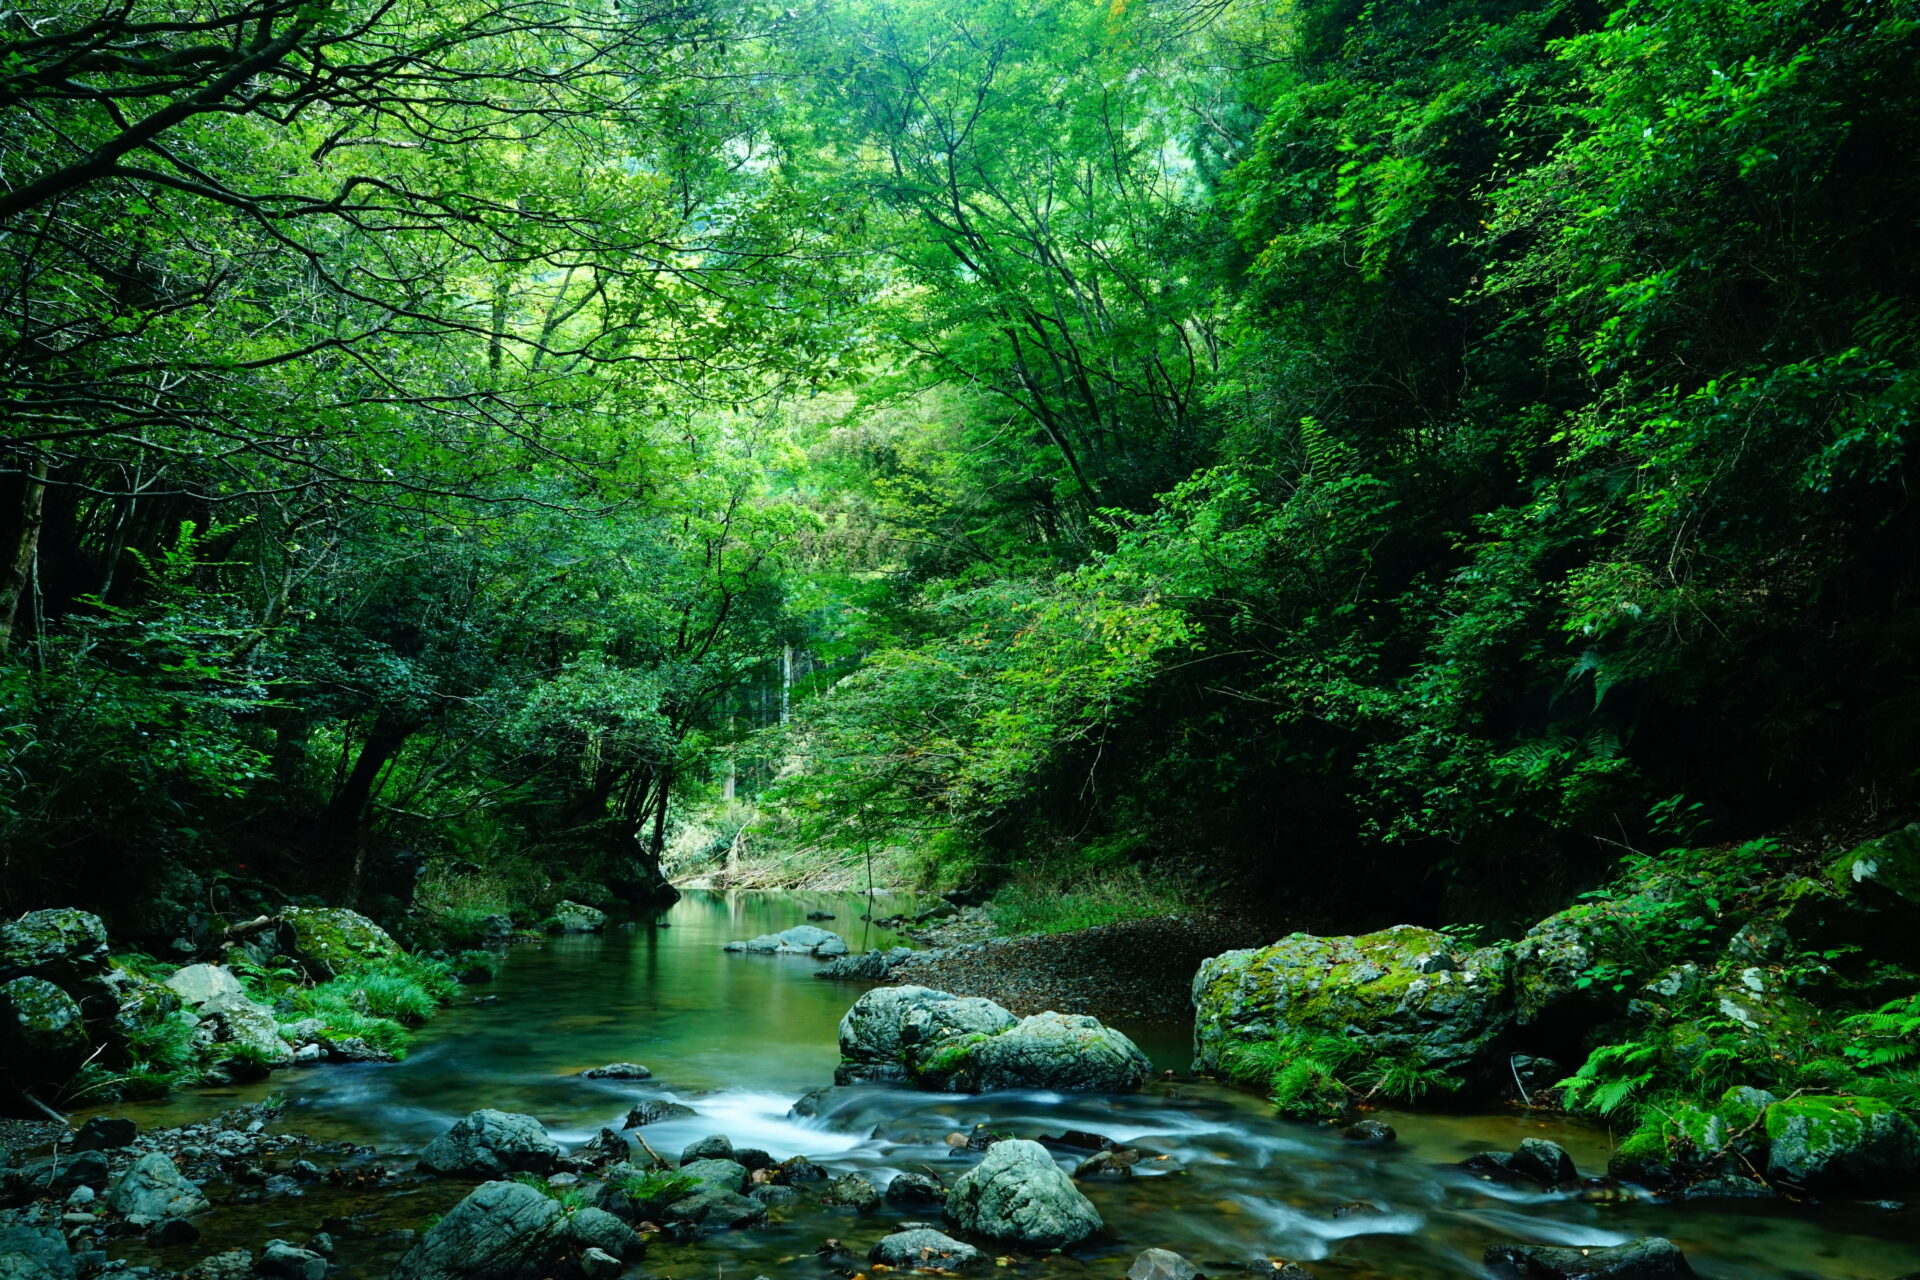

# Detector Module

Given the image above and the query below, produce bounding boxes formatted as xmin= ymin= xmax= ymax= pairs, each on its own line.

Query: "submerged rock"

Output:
xmin=419 ymin=1110 xmax=561 ymax=1178
xmin=1128 ymin=1249 xmax=1203 ymax=1280
xmin=1191 ymin=924 xmax=1512 ymax=1080
xmin=723 ymin=926 xmax=848 ymax=957
xmin=581 ymin=1063 xmax=650 ymax=1080
xmin=870 ymin=1228 xmax=986 ymax=1272
xmin=1484 ymin=1236 xmax=1694 ymax=1277
xmin=944 ymin=1138 xmax=1102 ymax=1248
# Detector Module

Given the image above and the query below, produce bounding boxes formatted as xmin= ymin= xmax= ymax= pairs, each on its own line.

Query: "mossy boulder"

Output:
xmin=1829 ymin=824 xmax=1920 ymax=909
xmin=0 ymin=976 xmax=89 ymax=1078
xmin=548 ymin=901 xmax=607 ymax=934
xmin=1192 ymin=924 xmax=1512 ymax=1080
xmin=106 ymin=959 xmax=180 ymax=1038
xmin=929 ymin=1012 xmax=1153 ymax=1093
xmin=278 ymin=907 xmax=402 ymax=979
xmin=1509 ymin=901 xmax=1645 ymax=1027
xmin=0 ymin=908 xmax=108 ymax=985
xmin=944 ymin=1139 xmax=1101 ymax=1249
xmin=1608 ymin=1088 xmax=1774 ymax=1186
xmin=1763 ymin=1095 xmax=1920 ymax=1190
xmin=837 ymin=985 xmax=1016 ymax=1085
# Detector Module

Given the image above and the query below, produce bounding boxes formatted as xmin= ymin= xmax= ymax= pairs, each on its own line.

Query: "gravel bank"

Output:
xmin=888 ymin=910 xmax=1278 ymax=1024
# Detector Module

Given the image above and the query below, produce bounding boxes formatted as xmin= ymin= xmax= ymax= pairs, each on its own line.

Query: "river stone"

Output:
xmin=664 ymin=1187 xmax=766 ymax=1229
xmin=822 ymin=1173 xmax=881 ymax=1211
xmin=550 ymin=902 xmax=607 ymax=933
xmin=816 ymin=947 xmax=915 ymax=981
xmin=208 ymin=999 xmax=295 ymax=1066
xmin=419 ymin=1110 xmax=560 ymax=1177
xmin=679 ymin=1159 xmax=748 ymax=1196
xmin=725 ymin=925 xmax=847 ymax=956
xmin=257 ymin=1241 xmax=327 ymax=1280
xmin=1191 ymin=924 xmax=1512 ymax=1079
xmin=870 ymin=1229 xmax=986 ymax=1272
xmin=836 ymin=985 xmax=1017 ymax=1085
xmin=1509 ymin=1138 xmax=1577 ymax=1188
xmin=8 ymin=1149 xmax=108 ymax=1200
xmin=887 ymin=1172 xmax=947 ymax=1204
xmin=678 ymin=1134 xmax=733 ymax=1165
xmin=0 ymin=910 xmax=108 ymax=986
xmin=0 ymin=977 xmax=88 ymax=1077
xmin=104 ymin=1153 xmax=209 ymax=1219
xmin=1763 ymin=1095 xmax=1920 ymax=1190
xmin=71 ymin=1118 xmax=136 ymax=1152
xmin=944 ymin=1138 xmax=1101 ymax=1248
xmin=943 ymin=1012 xmax=1153 ymax=1093
xmin=581 ymin=1063 xmax=650 ymax=1080
xmin=1484 ymin=1236 xmax=1694 ymax=1278
xmin=623 ymin=1100 xmax=695 ymax=1128
xmin=0 ymin=1223 xmax=74 ymax=1280
xmin=391 ymin=1179 xmax=565 ymax=1280
xmin=279 ymin=907 xmax=402 ymax=979
xmin=1128 ymin=1249 xmax=1202 ymax=1280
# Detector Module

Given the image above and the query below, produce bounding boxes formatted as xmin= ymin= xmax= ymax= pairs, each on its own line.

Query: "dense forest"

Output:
xmin=5 ymin=4 xmax=1920 ymax=1272
xmin=6 ymin=0 xmax=1917 ymax=922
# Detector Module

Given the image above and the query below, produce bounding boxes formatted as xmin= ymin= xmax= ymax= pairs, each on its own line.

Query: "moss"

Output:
xmin=1828 ymin=824 xmax=1920 ymax=905
xmin=1763 ymin=1095 xmax=1900 ymax=1146
xmin=911 ymin=1032 xmax=991 ymax=1084
xmin=280 ymin=907 xmax=401 ymax=980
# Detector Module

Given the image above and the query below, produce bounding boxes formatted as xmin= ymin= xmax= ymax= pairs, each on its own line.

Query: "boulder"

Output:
xmin=886 ymin=1172 xmax=946 ymax=1204
xmin=0 ymin=978 xmax=88 ymax=1077
xmin=1128 ymin=1250 xmax=1202 ymax=1280
xmin=419 ymin=1110 xmax=561 ymax=1178
xmin=837 ymin=985 xmax=1016 ymax=1085
xmin=1509 ymin=1138 xmax=1577 ymax=1189
xmin=70 ymin=1118 xmax=136 ymax=1153
xmin=678 ymin=1135 xmax=733 ymax=1166
xmin=663 ymin=1187 xmax=764 ymax=1229
xmin=6 ymin=1149 xmax=108 ymax=1200
xmin=622 ymin=1101 xmax=695 ymax=1128
xmin=1828 ymin=824 xmax=1920 ymax=908
xmin=815 ymin=947 xmax=915 ymax=981
xmin=940 ymin=1012 xmax=1153 ymax=1093
xmin=870 ymin=1229 xmax=986 ymax=1272
xmin=550 ymin=902 xmax=607 ymax=933
xmin=105 ymin=961 xmax=180 ymax=1040
xmin=944 ymin=1138 xmax=1101 ymax=1249
xmin=256 ymin=1241 xmax=327 ymax=1280
xmin=581 ymin=1063 xmax=650 ymax=1080
xmin=104 ymin=1153 xmax=209 ymax=1219
xmin=0 ymin=910 xmax=108 ymax=986
xmin=278 ymin=907 xmax=402 ymax=979
xmin=1763 ymin=1095 xmax=1920 ymax=1190
xmin=821 ymin=1173 xmax=880 ymax=1211
xmin=1341 ymin=1120 xmax=1396 ymax=1144
xmin=724 ymin=926 xmax=847 ymax=957
xmin=0 ymin=1224 xmax=74 ymax=1280
xmin=678 ymin=1159 xmax=748 ymax=1196
xmin=1192 ymin=925 xmax=1512 ymax=1079
xmin=162 ymin=964 xmax=247 ymax=1011
xmin=1484 ymin=1236 xmax=1693 ymax=1278
xmin=392 ymin=1179 xmax=613 ymax=1280
xmin=1507 ymin=903 xmax=1646 ymax=1029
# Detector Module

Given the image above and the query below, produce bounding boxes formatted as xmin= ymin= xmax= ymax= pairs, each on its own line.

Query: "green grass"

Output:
xmin=426 ymin=906 xmax=505 ymax=949
xmin=1225 ymin=1030 xmax=1459 ymax=1119
xmin=988 ymin=862 xmax=1210 ymax=936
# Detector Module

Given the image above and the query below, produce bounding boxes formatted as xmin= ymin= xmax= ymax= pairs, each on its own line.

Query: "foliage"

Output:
xmin=1226 ymin=1030 xmax=1459 ymax=1119
xmin=988 ymin=863 xmax=1212 ymax=937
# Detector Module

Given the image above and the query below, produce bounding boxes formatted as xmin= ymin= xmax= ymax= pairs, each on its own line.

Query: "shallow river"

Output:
xmin=91 ymin=891 xmax=1920 ymax=1279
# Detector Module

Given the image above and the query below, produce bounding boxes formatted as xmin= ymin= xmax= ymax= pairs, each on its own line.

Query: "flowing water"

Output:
xmin=85 ymin=891 xmax=1920 ymax=1279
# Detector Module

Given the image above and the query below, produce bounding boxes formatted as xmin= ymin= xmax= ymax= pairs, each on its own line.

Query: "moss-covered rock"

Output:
xmin=1508 ymin=901 xmax=1649 ymax=1028
xmin=1192 ymin=924 xmax=1512 ymax=1079
xmin=278 ymin=907 xmax=402 ymax=979
xmin=0 ymin=908 xmax=109 ymax=985
xmin=1763 ymin=1095 xmax=1920 ymax=1190
xmin=1607 ymin=1087 xmax=1775 ymax=1187
xmin=106 ymin=958 xmax=181 ymax=1038
xmin=0 ymin=975 xmax=89 ymax=1077
xmin=548 ymin=901 xmax=607 ymax=934
xmin=1828 ymin=824 xmax=1920 ymax=909
xmin=927 ymin=1012 xmax=1154 ymax=1092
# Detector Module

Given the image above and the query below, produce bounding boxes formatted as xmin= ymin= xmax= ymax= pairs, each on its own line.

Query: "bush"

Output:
xmin=1225 ymin=1030 xmax=1459 ymax=1119
xmin=988 ymin=861 xmax=1210 ymax=936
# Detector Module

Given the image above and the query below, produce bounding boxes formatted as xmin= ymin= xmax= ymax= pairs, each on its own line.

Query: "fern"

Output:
xmin=1842 ymin=992 xmax=1920 ymax=1070
xmin=1558 ymin=1040 xmax=1659 ymax=1118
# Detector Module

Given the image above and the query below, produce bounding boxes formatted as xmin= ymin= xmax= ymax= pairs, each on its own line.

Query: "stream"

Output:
xmin=83 ymin=891 xmax=1920 ymax=1279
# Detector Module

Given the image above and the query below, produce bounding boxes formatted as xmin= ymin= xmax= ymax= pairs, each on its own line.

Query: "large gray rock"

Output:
xmin=257 ymin=1241 xmax=327 ymax=1280
xmin=0 ymin=977 xmax=88 ymax=1078
xmin=549 ymin=902 xmax=607 ymax=934
xmin=664 ymin=1187 xmax=765 ymax=1229
xmin=870 ymin=1229 xmax=987 ymax=1272
xmin=0 ymin=1224 xmax=74 ymax=1280
xmin=163 ymin=964 xmax=247 ymax=1011
xmin=0 ymin=910 xmax=108 ymax=986
xmin=278 ymin=907 xmax=402 ymax=979
xmin=1191 ymin=924 xmax=1512 ymax=1078
xmin=419 ymin=1110 xmax=561 ymax=1178
xmin=950 ymin=1012 xmax=1153 ymax=1093
xmin=1762 ymin=1096 xmax=1920 ymax=1190
xmin=815 ymin=947 xmax=914 ymax=981
xmin=944 ymin=1138 xmax=1101 ymax=1248
xmin=104 ymin=1152 xmax=209 ymax=1219
xmin=1485 ymin=1236 xmax=1694 ymax=1278
xmin=677 ymin=1159 xmax=748 ymax=1196
xmin=724 ymin=925 xmax=847 ymax=957
xmin=163 ymin=964 xmax=292 ymax=1065
xmin=392 ymin=1179 xmax=638 ymax=1280
xmin=836 ymin=985 xmax=1016 ymax=1085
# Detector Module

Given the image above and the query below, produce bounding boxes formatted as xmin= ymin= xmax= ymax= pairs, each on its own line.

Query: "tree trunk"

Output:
xmin=328 ymin=714 xmax=411 ymax=841
xmin=0 ymin=461 xmax=49 ymax=651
